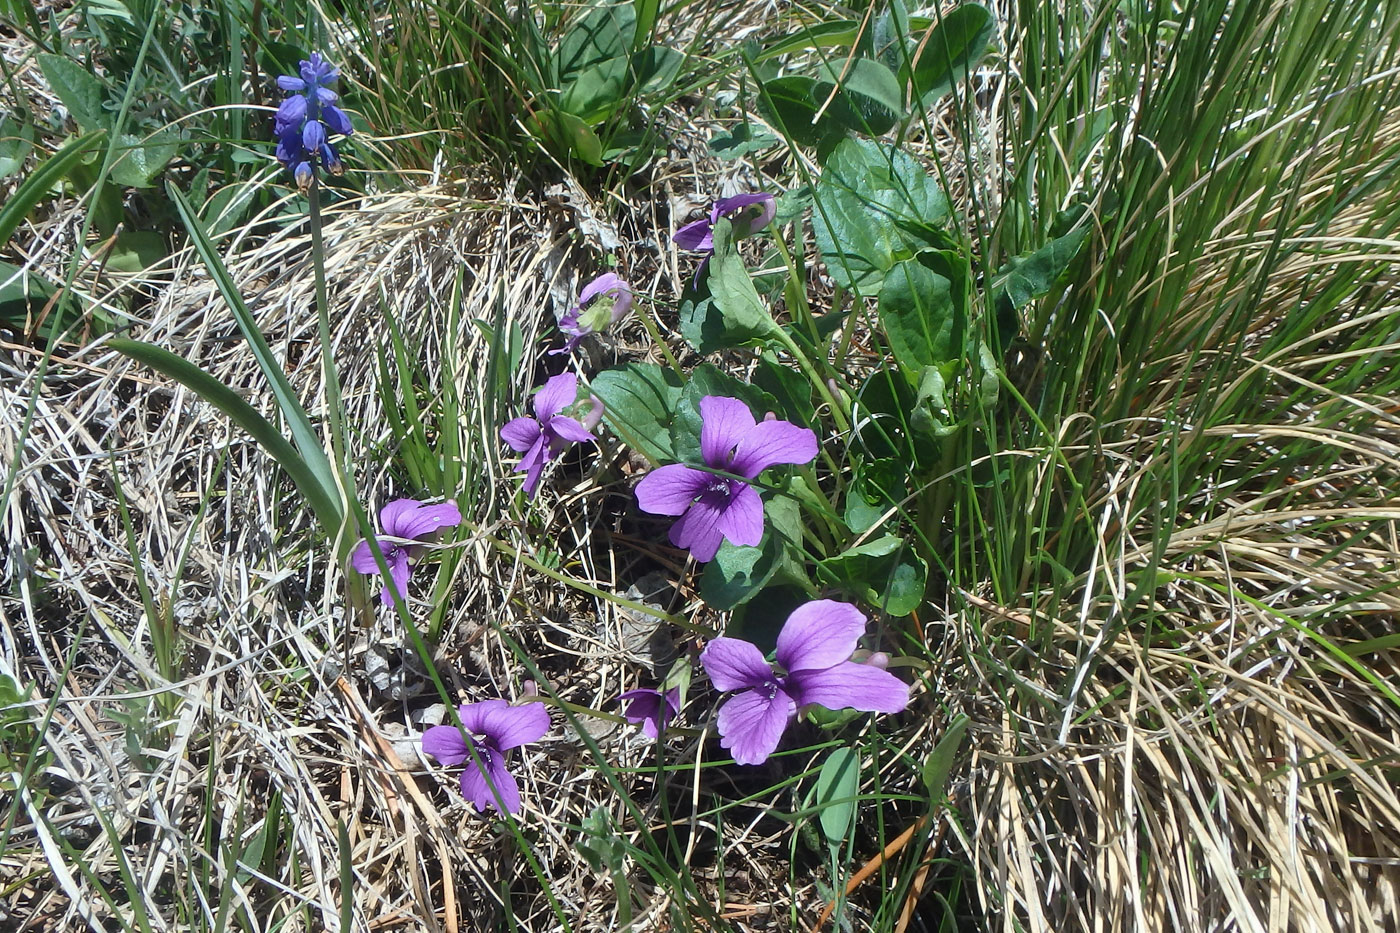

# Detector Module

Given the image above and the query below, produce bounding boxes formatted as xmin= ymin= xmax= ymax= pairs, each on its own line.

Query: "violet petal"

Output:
xmin=421 ymin=724 xmax=470 ymax=765
xmin=533 ymin=372 xmax=578 ymax=420
xmin=716 ymin=688 xmax=795 ymax=765
xmin=787 ymin=661 xmax=909 ymax=714
xmin=699 ymin=396 xmax=756 ymax=468
xmin=700 ymin=637 xmax=774 ymax=692
xmin=729 ymin=419 xmax=819 ymax=479
xmin=474 ymin=701 xmax=551 ymax=751
xmin=714 ymin=481 xmax=764 ymax=549
xmin=635 ymin=464 xmax=710 ymax=516
xmin=669 ymin=492 xmax=727 ymax=561
xmin=673 ymin=217 xmax=715 ymax=251
xmin=775 ymin=600 xmax=869 ymax=673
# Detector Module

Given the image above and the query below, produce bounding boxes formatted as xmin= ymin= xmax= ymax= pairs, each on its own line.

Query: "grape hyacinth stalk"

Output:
xmin=274 ymin=52 xmax=353 ymax=192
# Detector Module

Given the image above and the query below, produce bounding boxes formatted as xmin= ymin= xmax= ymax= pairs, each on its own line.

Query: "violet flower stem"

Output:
xmin=768 ymin=324 xmax=852 ymax=434
xmin=635 ymin=297 xmax=684 ymax=379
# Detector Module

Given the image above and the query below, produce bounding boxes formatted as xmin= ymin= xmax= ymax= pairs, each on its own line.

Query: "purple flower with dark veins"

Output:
xmin=421 ymin=699 xmax=551 ymax=815
xmin=550 ymin=272 xmax=633 ymax=356
xmin=350 ymin=498 xmax=462 ymax=604
xmin=500 ymin=372 xmax=602 ymax=499
xmin=615 ymin=687 xmax=681 ymax=739
xmin=634 ymin=396 xmax=817 ymax=562
xmin=700 ymin=600 xmax=909 ymax=765
xmin=673 ymin=193 xmax=777 ymax=253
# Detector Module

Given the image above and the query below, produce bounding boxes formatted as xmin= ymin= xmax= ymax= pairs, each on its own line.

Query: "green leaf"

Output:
xmin=109 ymin=131 xmax=179 ymax=189
xmin=669 ymin=364 xmax=780 ymax=464
xmin=528 ymin=108 xmax=605 ymax=166
xmin=816 ymin=57 xmax=905 ymax=120
xmin=590 ymin=362 xmax=683 ymax=462
xmin=108 ymin=339 xmax=343 ymax=533
xmin=878 ymin=256 xmax=963 ymax=376
xmin=560 ymin=56 xmax=631 ymax=124
xmin=752 ymin=351 xmax=817 ymax=426
xmin=557 ymin=2 xmax=636 ymax=84
xmin=812 ymin=137 xmax=951 ymax=293
xmin=815 ymin=747 xmax=860 ymax=850
xmin=703 ymin=217 xmax=781 ymax=345
xmin=756 ymin=20 xmax=863 ymax=62
xmin=166 ymin=183 xmax=341 ymax=524
xmin=38 ymin=54 xmax=108 ymax=132
xmin=633 ymin=45 xmax=684 ymax=95
xmin=103 ymin=231 xmax=167 ymax=274
xmin=708 ymin=124 xmax=781 ymax=160
xmin=910 ymin=364 xmax=959 ymax=439
xmin=853 ymin=371 xmax=940 ymax=467
xmin=909 ymin=4 xmax=995 ymax=107
xmin=842 ymin=456 xmax=906 ymax=534
xmin=0 ymin=116 xmax=35 ymax=178
xmin=0 ymin=130 xmax=106 ymax=248
xmin=757 ymin=75 xmax=832 ymax=149
xmin=0 ymin=260 xmax=57 ymax=334
xmin=819 ymin=534 xmax=927 ymax=616
xmin=701 ymin=493 xmax=804 ymax=610
xmin=991 ymin=224 xmax=1090 ymax=312
xmin=921 ymin=714 xmax=970 ymax=803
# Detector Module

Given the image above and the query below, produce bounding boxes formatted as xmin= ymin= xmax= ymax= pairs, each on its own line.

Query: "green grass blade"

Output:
xmin=0 ymin=129 xmax=106 ymax=247
xmin=164 ymin=181 xmax=342 ymax=523
xmin=109 ymin=338 xmax=343 ymax=534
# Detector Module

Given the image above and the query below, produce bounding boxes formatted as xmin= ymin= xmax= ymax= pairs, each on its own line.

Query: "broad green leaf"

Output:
xmin=815 ymin=747 xmax=860 ymax=850
xmin=38 ymin=54 xmax=108 ymax=132
xmin=878 ymin=256 xmax=963 ymax=376
xmin=669 ymin=364 xmax=779 ymax=465
xmin=109 ymin=131 xmax=179 ymax=189
xmin=0 ymin=260 xmax=57 ymax=333
xmin=818 ymin=534 xmax=927 ymax=616
xmin=557 ymin=2 xmax=636 ymax=84
xmin=103 ymin=231 xmax=167 ymax=274
xmin=910 ymin=364 xmax=959 ymax=439
xmin=842 ymin=456 xmax=906 ymax=534
xmin=167 ymin=183 xmax=340 ymax=524
xmin=991 ymin=224 xmax=1090 ymax=311
xmin=527 ymin=108 xmax=605 ymax=166
xmin=752 ymin=351 xmax=816 ymax=426
xmin=108 ymin=339 xmax=343 ymax=533
xmin=872 ymin=0 xmax=914 ymax=75
xmin=706 ymin=217 xmax=781 ymax=341
xmin=560 ymin=56 xmax=631 ymax=125
xmin=708 ymin=124 xmax=780 ymax=160
xmin=921 ymin=714 xmax=970 ymax=803
xmin=701 ymin=494 xmax=804 ymax=610
xmin=815 ymin=57 xmax=905 ymax=120
xmin=0 ymin=130 xmax=105 ymax=247
xmin=909 ymin=4 xmax=995 ymax=107
xmin=633 ymin=45 xmax=684 ymax=95
xmin=0 ymin=116 xmax=35 ymax=177
xmin=590 ymin=362 xmax=683 ymax=462
xmin=812 ymin=137 xmax=950 ymax=293
xmin=853 ymin=371 xmax=940 ymax=467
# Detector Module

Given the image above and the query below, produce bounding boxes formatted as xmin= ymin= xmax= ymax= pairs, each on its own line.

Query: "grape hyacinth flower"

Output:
xmin=634 ymin=396 xmax=817 ymax=562
xmin=350 ymin=498 xmax=462 ymax=604
xmin=421 ymin=700 xmax=551 ymax=815
xmin=673 ymin=192 xmax=777 ymax=254
xmin=274 ymin=52 xmax=353 ymax=191
xmin=550 ymin=272 xmax=633 ymax=356
xmin=700 ymin=600 xmax=909 ymax=765
xmin=500 ymin=372 xmax=602 ymax=499
xmin=615 ymin=687 xmax=681 ymax=739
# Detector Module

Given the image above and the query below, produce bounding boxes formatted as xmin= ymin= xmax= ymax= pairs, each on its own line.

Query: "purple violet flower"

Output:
xmin=550 ymin=272 xmax=634 ymax=356
xmin=421 ymin=699 xmax=551 ymax=815
xmin=673 ymin=193 xmax=777 ymax=253
xmin=274 ymin=52 xmax=353 ymax=191
xmin=634 ymin=396 xmax=817 ymax=562
xmin=350 ymin=498 xmax=462 ymax=604
xmin=700 ymin=600 xmax=909 ymax=765
xmin=616 ymin=687 xmax=681 ymax=739
xmin=500 ymin=372 xmax=601 ymax=499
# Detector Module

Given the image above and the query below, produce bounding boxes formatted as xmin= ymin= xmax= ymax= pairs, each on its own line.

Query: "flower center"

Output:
xmin=706 ymin=477 xmax=732 ymax=498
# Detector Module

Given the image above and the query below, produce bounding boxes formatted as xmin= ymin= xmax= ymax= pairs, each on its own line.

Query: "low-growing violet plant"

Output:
xmin=634 ymin=395 xmax=817 ymax=562
xmin=673 ymin=192 xmax=776 ymax=254
xmin=500 ymin=372 xmax=603 ymax=498
xmin=551 ymin=273 xmax=633 ymax=355
xmin=351 ymin=498 xmax=462 ymax=604
xmin=700 ymin=600 xmax=909 ymax=765
xmin=422 ymin=699 xmax=551 ymax=814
